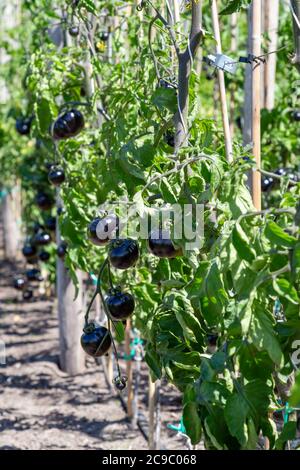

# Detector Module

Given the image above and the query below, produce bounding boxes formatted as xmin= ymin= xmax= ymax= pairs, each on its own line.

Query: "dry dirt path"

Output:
xmin=0 ymin=229 xmax=185 ymax=450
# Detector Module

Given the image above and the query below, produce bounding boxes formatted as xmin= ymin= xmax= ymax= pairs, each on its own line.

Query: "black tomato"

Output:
xmin=52 ymin=109 xmax=84 ymax=140
xmin=106 ymin=288 xmax=135 ymax=321
xmin=108 ymin=238 xmax=139 ymax=270
xmin=34 ymin=231 xmax=51 ymax=246
xmin=148 ymin=229 xmax=182 ymax=259
xmin=39 ymin=251 xmax=50 ymax=262
xmin=207 ymin=334 xmax=218 ymax=347
xmin=88 ymin=214 xmax=119 ymax=246
xmin=292 ymin=110 xmax=300 ymax=122
xmin=45 ymin=216 xmax=56 ymax=232
xmin=23 ymin=289 xmax=33 ymax=300
xmin=100 ymin=32 xmax=109 ymax=41
xmin=113 ymin=375 xmax=128 ymax=391
xmin=261 ymin=176 xmax=274 ymax=192
xmin=26 ymin=268 xmax=43 ymax=282
xmin=164 ymin=130 xmax=175 ymax=147
xmin=275 ymin=168 xmax=298 ymax=185
xmin=57 ymin=242 xmax=67 ymax=259
xmin=81 ymin=323 xmax=111 ymax=357
xmin=22 ymin=243 xmax=37 ymax=260
xmin=48 ymin=167 xmax=65 ymax=186
xmin=57 ymin=207 xmax=64 ymax=216
xmin=14 ymin=277 xmax=27 ymax=291
xmin=36 ymin=192 xmax=54 ymax=211
xmin=68 ymin=25 xmax=80 ymax=37
xmin=15 ymin=117 xmax=31 ymax=135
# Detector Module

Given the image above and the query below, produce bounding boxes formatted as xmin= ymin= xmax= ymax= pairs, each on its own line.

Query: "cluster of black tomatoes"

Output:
xmin=262 ymin=167 xmax=299 ymax=192
xmin=80 ymin=213 xmax=183 ymax=390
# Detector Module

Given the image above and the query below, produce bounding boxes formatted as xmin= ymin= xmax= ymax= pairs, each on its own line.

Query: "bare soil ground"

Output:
xmin=0 ymin=236 xmax=187 ymax=450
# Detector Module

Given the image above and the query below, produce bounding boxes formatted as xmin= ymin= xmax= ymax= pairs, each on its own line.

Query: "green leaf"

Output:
xmin=273 ymin=278 xmax=300 ymax=304
xmin=182 ymin=402 xmax=202 ymax=445
xmin=34 ymin=98 xmax=54 ymax=136
xmin=220 ymin=0 xmax=251 ymax=15
xmin=232 ymin=222 xmax=256 ymax=263
xmin=151 ymin=88 xmax=177 ymax=113
xmin=264 ymin=221 xmax=297 ymax=248
xmin=290 ymin=373 xmax=300 ymax=407
xmin=224 ymin=393 xmax=249 ymax=446
xmin=249 ymin=304 xmax=283 ymax=366
xmin=275 ymin=422 xmax=297 ymax=450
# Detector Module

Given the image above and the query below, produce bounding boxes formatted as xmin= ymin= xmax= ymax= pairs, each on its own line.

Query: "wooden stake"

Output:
xmin=263 ymin=0 xmax=279 ymax=110
xmin=229 ymin=13 xmax=238 ymax=137
xmin=125 ymin=319 xmax=134 ymax=420
xmin=148 ymin=375 xmax=156 ymax=450
xmin=251 ymin=0 xmax=262 ymax=211
xmin=154 ymin=380 xmax=161 ymax=450
xmin=172 ymin=0 xmax=180 ymax=24
xmin=211 ymin=0 xmax=233 ymax=162
xmin=243 ymin=7 xmax=253 ymax=147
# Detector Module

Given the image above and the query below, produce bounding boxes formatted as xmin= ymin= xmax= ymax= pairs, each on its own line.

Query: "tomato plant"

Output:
xmin=1 ymin=0 xmax=300 ymax=450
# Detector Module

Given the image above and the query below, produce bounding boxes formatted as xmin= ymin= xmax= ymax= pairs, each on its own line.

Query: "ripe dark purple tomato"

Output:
xmin=100 ymin=32 xmax=109 ymax=41
xmin=57 ymin=242 xmax=67 ymax=259
xmin=81 ymin=323 xmax=111 ymax=357
xmin=207 ymin=334 xmax=218 ymax=347
xmin=106 ymin=288 xmax=135 ymax=321
xmin=164 ymin=130 xmax=175 ymax=147
xmin=88 ymin=214 xmax=119 ymax=246
xmin=292 ymin=110 xmax=300 ymax=122
xmin=113 ymin=375 xmax=128 ymax=391
xmin=108 ymin=239 xmax=139 ymax=270
xmin=57 ymin=207 xmax=64 ymax=216
xmin=34 ymin=231 xmax=51 ymax=246
xmin=23 ymin=289 xmax=33 ymax=301
xmin=22 ymin=243 xmax=37 ymax=260
xmin=148 ymin=229 xmax=182 ymax=259
xmin=261 ymin=176 xmax=274 ymax=192
xmin=16 ymin=117 xmax=31 ymax=135
xmin=39 ymin=251 xmax=50 ymax=262
xmin=36 ymin=192 xmax=54 ymax=211
xmin=45 ymin=216 xmax=56 ymax=232
xmin=14 ymin=277 xmax=27 ymax=291
xmin=48 ymin=167 xmax=65 ymax=186
xmin=26 ymin=268 xmax=43 ymax=282
xmin=68 ymin=25 xmax=80 ymax=37
xmin=52 ymin=109 xmax=84 ymax=140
